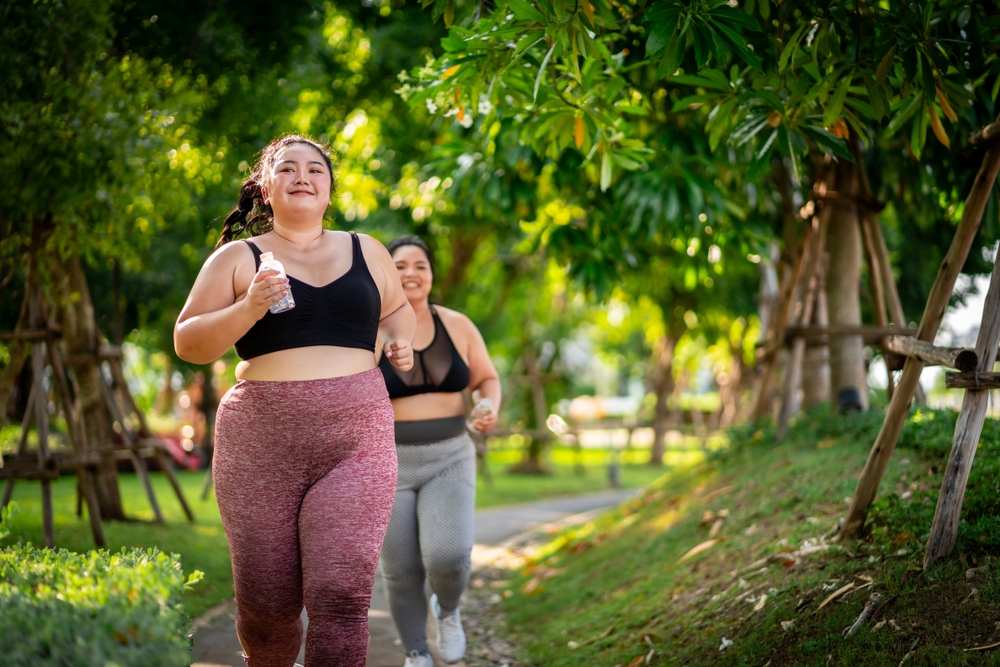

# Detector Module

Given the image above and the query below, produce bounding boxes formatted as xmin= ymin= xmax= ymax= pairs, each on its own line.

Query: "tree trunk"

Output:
xmin=825 ymin=160 xmax=867 ymax=412
xmin=649 ymin=335 xmax=678 ymax=466
xmin=802 ymin=262 xmax=831 ymax=407
xmin=57 ymin=252 xmax=126 ymax=520
xmin=0 ymin=296 xmax=31 ymax=426
xmin=509 ymin=345 xmax=551 ymax=474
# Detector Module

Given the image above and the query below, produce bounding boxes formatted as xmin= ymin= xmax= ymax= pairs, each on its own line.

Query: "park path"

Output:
xmin=189 ymin=488 xmax=636 ymax=667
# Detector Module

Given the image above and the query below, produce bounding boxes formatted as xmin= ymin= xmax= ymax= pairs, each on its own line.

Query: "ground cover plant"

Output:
xmin=0 ymin=510 xmax=201 ymax=667
xmin=498 ymin=404 xmax=1000 ymax=666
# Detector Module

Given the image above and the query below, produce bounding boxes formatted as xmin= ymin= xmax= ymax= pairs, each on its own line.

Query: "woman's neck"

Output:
xmin=271 ymin=220 xmax=325 ymax=248
xmin=409 ymin=299 xmax=433 ymax=318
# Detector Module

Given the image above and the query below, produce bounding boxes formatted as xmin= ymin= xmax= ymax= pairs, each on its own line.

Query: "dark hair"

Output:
xmin=387 ymin=235 xmax=435 ymax=275
xmin=216 ymin=135 xmax=335 ymax=248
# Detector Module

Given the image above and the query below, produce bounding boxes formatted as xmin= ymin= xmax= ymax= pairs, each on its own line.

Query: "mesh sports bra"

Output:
xmin=233 ymin=232 xmax=381 ymax=360
xmin=379 ymin=308 xmax=470 ymax=398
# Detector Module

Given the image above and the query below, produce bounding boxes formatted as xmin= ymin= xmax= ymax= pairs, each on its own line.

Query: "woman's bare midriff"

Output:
xmin=390 ymin=392 xmax=466 ymax=422
xmin=235 ymin=346 xmax=377 ymax=381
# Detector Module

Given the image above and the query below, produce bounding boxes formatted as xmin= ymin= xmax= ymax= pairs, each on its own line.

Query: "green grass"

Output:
xmin=0 ymin=444 xmax=686 ymax=619
xmin=497 ymin=405 xmax=1000 ymax=666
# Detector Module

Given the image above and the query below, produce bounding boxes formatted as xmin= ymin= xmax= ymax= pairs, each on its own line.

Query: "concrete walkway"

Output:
xmin=190 ymin=488 xmax=636 ymax=667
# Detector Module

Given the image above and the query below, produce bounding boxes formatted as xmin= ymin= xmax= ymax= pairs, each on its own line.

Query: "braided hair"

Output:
xmin=216 ymin=135 xmax=335 ymax=248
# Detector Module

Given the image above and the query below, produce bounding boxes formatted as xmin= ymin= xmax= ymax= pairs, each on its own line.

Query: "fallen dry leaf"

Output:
xmin=817 ymin=438 xmax=837 ymax=449
xmin=814 ymin=583 xmax=855 ymax=613
xmin=703 ymin=485 xmax=735 ymax=503
xmin=627 ymin=656 xmax=645 ymax=667
xmin=709 ymin=518 xmax=725 ymax=538
xmin=753 ymin=594 xmax=768 ymax=612
xmin=677 ymin=538 xmax=727 ymax=564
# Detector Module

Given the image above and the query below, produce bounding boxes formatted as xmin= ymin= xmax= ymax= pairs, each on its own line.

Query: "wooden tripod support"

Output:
xmin=0 ymin=287 xmax=105 ymax=547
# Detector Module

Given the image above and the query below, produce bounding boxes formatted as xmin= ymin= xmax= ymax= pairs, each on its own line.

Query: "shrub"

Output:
xmin=0 ymin=531 xmax=202 ymax=667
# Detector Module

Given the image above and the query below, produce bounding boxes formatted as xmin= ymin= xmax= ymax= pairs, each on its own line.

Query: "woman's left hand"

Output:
xmin=472 ymin=409 xmax=498 ymax=433
xmin=384 ymin=338 xmax=414 ymax=372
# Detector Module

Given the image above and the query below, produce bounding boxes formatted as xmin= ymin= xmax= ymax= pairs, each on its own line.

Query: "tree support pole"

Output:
xmin=778 ymin=208 xmax=830 ymax=439
xmin=924 ymin=254 xmax=1000 ymax=568
xmin=840 ymin=119 xmax=1000 ymax=540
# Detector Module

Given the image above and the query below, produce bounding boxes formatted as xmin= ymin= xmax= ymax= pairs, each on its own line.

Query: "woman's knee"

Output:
xmin=424 ymin=547 xmax=471 ymax=580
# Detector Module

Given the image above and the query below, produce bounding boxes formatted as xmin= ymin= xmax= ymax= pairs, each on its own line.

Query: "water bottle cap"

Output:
xmin=260 ymin=252 xmax=274 ymax=261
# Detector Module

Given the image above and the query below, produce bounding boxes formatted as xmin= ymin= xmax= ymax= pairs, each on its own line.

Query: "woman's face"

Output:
xmin=261 ymin=143 xmax=332 ymax=221
xmin=392 ymin=245 xmax=433 ymax=305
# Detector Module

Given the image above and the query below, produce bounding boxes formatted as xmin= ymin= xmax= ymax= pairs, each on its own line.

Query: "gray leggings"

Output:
xmin=379 ymin=433 xmax=476 ymax=655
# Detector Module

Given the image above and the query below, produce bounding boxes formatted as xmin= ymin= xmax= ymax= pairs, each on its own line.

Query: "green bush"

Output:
xmin=0 ymin=528 xmax=202 ymax=667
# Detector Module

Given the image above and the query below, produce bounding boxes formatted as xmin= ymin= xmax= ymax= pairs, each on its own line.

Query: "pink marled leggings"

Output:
xmin=213 ymin=369 xmax=397 ymax=667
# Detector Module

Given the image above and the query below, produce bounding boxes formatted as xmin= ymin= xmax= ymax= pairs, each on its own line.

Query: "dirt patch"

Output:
xmin=461 ymin=564 xmax=522 ymax=666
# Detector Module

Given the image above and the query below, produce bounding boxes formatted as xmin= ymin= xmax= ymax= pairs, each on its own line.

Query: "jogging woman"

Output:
xmin=174 ymin=135 xmax=415 ymax=667
xmin=377 ymin=236 xmax=501 ymax=667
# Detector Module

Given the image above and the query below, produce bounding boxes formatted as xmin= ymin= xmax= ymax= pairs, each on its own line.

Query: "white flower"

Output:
xmin=458 ymin=114 xmax=474 ymax=128
xmin=457 ymin=153 xmax=475 ymax=170
xmin=397 ymin=70 xmax=409 ymax=83
xmin=426 ymin=98 xmax=438 ymax=114
xmin=478 ymin=94 xmax=493 ymax=115
xmin=719 ymin=637 xmax=734 ymax=652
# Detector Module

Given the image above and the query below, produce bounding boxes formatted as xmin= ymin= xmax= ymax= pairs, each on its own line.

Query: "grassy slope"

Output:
xmin=0 ymin=448 xmax=674 ymax=618
xmin=501 ymin=406 xmax=1000 ymax=666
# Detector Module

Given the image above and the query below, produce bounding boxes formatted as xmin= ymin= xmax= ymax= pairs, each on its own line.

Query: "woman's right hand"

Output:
xmin=243 ymin=268 xmax=289 ymax=320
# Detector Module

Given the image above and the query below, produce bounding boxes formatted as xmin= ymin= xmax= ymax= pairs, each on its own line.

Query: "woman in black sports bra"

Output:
xmin=377 ymin=236 xmax=501 ymax=667
xmin=174 ymin=135 xmax=415 ymax=667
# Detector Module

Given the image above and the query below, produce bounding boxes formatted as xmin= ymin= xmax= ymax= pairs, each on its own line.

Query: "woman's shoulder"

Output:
xmin=205 ymin=238 xmax=255 ymax=269
xmin=435 ymin=306 xmax=476 ymax=333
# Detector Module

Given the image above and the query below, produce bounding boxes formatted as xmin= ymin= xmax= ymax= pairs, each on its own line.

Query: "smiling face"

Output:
xmin=392 ymin=244 xmax=433 ymax=306
xmin=261 ymin=143 xmax=332 ymax=221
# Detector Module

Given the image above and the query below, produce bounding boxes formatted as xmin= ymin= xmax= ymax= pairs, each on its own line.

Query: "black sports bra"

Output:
xmin=379 ymin=309 xmax=470 ymax=398
xmin=233 ymin=232 xmax=381 ymax=360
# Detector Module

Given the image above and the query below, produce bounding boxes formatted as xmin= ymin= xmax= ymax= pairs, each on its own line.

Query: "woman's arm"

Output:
xmin=360 ymin=234 xmax=416 ymax=371
xmin=174 ymin=244 xmax=289 ymax=364
xmin=457 ymin=313 xmax=501 ymax=432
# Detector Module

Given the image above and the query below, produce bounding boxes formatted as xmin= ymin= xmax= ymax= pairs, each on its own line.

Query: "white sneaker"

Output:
xmin=431 ymin=594 xmax=466 ymax=664
xmin=403 ymin=650 xmax=433 ymax=667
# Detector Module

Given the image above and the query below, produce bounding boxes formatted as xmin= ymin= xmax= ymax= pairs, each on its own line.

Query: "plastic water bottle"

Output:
xmin=467 ymin=398 xmax=494 ymax=432
xmin=259 ymin=252 xmax=296 ymax=314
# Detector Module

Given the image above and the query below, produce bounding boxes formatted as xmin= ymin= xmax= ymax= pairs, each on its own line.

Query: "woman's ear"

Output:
xmin=260 ymin=184 xmax=270 ymax=206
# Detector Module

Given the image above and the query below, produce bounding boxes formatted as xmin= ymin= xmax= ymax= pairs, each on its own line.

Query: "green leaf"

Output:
xmin=982 ymin=15 xmax=1000 ymax=29
xmin=709 ymin=5 xmax=761 ymax=31
xmin=600 ymin=149 xmax=613 ymax=191
xmin=533 ymin=41 xmax=558 ymax=102
xmin=861 ymin=71 xmax=888 ymax=121
xmin=777 ymin=125 xmax=799 ymax=183
xmin=910 ymin=101 xmax=928 ymax=159
xmin=713 ymin=22 xmax=762 ymax=71
xmin=875 ymin=44 xmax=897 ymax=85
xmin=508 ymin=0 xmax=547 ymax=23
xmin=799 ymin=125 xmax=854 ymax=161
xmin=823 ymin=75 xmax=851 ymax=127
xmin=692 ymin=20 xmax=711 ymax=69
xmin=672 ymin=93 xmax=721 ymax=111
xmin=778 ymin=24 xmax=806 ymax=73
xmin=747 ymin=129 xmax=777 ymax=180
xmin=615 ymin=104 xmax=650 ymax=116
xmin=670 ymin=74 xmax=731 ymax=91
xmin=655 ymin=29 xmax=687 ymax=79
xmin=515 ymin=31 xmax=546 ymax=55
xmin=884 ymin=95 xmax=921 ymax=139
xmin=646 ymin=8 xmax=681 ymax=56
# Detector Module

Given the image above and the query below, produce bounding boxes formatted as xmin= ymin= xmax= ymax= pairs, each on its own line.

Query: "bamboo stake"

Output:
xmin=750 ymin=204 xmax=817 ymax=419
xmin=924 ymin=253 xmax=1000 ymax=568
xmin=840 ymin=117 xmax=1000 ymax=540
xmin=778 ymin=212 xmax=831 ymax=439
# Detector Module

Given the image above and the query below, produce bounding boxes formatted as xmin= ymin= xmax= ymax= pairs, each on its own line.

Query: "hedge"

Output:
xmin=0 ymin=515 xmax=202 ymax=667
